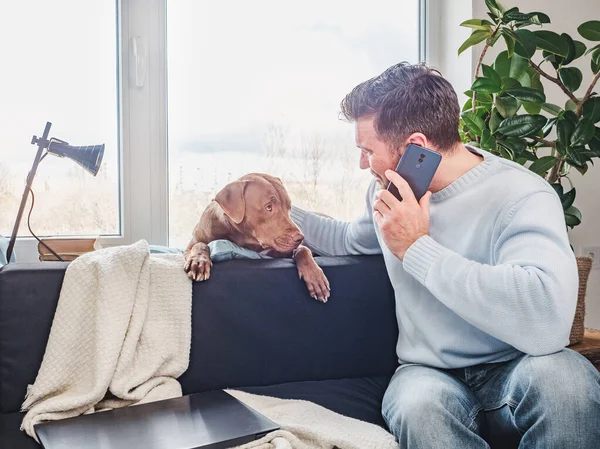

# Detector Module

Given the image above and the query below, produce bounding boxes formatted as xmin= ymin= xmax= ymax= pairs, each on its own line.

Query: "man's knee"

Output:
xmin=383 ymin=366 xmax=480 ymax=433
xmin=511 ymin=349 xmax=600 ymax=413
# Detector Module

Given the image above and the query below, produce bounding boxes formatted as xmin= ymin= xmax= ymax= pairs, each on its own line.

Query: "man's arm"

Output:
xmin=290 ymin=180 xmax=382 ymax=256
xmin=403 ymin=190 xmax=578 ymax=356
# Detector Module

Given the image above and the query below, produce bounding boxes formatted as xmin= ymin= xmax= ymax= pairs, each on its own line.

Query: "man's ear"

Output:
xmin=215 ymin=180 xmax=247 ymax=224
xmin=407 ymin=132 xmax=429 ymax=149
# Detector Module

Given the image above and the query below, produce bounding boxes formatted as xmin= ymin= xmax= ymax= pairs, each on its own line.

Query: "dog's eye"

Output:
xmin=265 ymin=204 xmax=273 ymax=212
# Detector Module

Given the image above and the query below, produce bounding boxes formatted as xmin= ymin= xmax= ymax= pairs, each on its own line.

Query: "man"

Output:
xmin=290 ymin=62 xmax=600 ymax=448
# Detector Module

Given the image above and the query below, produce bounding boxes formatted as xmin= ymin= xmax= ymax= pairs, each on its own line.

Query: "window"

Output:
xmin=0 ymin=1 xmax=120 ymax=240
xmin=166 ymin=0 xmax=421 ymax=248
xmin=4 ymin=0 xmax=425 ymax=261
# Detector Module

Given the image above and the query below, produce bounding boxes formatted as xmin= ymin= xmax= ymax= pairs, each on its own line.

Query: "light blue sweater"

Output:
xmin=291 ymin=147 xmax=578 ymax=369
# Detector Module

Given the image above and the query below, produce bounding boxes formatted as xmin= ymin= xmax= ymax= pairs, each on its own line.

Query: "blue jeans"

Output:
xmin=382 ymin=349 xmax=600 ymax=448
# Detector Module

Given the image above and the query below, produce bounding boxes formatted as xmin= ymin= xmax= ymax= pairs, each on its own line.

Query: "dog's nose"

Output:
xmin=292 ymin=232 xmax=304 ymax=244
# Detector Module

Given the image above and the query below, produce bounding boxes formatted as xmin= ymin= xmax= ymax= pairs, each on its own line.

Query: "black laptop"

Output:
xmin=34 ymin=390 xmax=279 ymax=449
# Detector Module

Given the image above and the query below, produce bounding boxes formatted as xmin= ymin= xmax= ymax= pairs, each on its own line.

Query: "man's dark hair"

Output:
xmin=340 ymin=62 xmax=461 ymax=152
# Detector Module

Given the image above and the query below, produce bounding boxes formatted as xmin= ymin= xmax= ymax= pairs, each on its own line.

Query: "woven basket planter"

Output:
xmin=569 ymin=256 xmax=593 ymax=345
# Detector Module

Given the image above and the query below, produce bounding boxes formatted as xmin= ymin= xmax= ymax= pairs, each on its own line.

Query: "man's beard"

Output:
xmin=371 ymin=169 xmax=388 ymax=189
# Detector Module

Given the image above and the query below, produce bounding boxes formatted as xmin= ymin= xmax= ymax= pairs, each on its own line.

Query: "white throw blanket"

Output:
xmin=228 ymin=390 xmax=399 ymax=449
xmin=20 ymin=240 xmax=193 ymax=440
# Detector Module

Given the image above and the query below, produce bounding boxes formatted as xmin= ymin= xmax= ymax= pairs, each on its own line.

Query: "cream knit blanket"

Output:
xmin=20 ymin=240 xmax=193 ymax=440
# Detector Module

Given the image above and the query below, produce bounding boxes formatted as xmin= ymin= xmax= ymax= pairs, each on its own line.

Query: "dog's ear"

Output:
xmin=215 ymin=180 xmax=248 ymax=224
xmin=259 ymin=173 xmax=284 ymax=186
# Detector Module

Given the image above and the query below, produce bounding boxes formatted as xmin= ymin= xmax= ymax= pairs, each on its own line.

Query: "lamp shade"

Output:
xmin=47 ymin=141 xmax=105 ymax=176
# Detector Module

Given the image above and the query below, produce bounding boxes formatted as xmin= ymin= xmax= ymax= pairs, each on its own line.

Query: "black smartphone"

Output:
xmin=387 ymin=143 xmax=442 ymax=201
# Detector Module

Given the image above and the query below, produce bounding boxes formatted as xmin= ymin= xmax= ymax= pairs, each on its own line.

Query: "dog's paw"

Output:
xmin=184 ymin=256 xmax=213 ymax=281
xmin=297 ymin=263 xmax=331 ymax=303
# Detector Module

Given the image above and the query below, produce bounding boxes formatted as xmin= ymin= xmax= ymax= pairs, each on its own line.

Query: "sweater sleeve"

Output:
xmin=290 ymin=180 xmax=381 ymax=256
xmin=402 ymin=190 xmax=578 ymax=356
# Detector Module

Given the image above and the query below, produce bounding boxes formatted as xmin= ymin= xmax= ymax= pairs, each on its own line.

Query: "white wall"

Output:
xmin=427 ymin=0 xmax=475 ymax=97
xmin=466 ymin=0 xmax=600 ymax=328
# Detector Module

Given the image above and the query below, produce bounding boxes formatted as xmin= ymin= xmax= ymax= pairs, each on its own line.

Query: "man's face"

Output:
xmin=355 ymin=117 xmax=399 ymax=188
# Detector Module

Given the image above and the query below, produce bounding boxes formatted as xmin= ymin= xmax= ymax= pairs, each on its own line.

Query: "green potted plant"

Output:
xmin=457 ymin=0 xmax=598 ymax=344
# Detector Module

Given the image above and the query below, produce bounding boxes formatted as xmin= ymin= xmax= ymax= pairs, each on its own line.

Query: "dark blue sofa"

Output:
xmin=0 ymin=256 xmax=399 ymax=448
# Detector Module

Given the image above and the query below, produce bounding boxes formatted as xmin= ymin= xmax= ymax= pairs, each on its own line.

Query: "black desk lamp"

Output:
xmin=5 ymin=122 xmax=105 ymax=263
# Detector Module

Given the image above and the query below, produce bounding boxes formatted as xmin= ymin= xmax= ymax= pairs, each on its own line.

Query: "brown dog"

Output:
xmin=183 ymin=173 xmax=331 ymax=302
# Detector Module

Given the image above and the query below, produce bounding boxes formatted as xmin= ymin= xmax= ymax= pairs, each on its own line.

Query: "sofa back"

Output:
xmin=0 ymin=256 xmax=398 ymax=414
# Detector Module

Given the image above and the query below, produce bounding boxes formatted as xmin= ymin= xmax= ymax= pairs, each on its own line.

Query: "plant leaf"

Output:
xmin=494 ymin=51 xmax=511 ymax=78
xmin=542 ymin=117 xmax=558 ymax=136
xmin=574 ymin=163 xmax=589 ymax=176
xmin=476 ymin=92 xmax=494 ymax=104
xmin=523 ymin=74 xmax=544 ymax=114
xmin=533 ymin=30 xmax=569 ymax=57
xmin=502 ymin=31 xmax=516 ymax=58
xmin=571 ymin=118 xmax=596 ymax=146
xmin=582 ymin=97 xmax=600 ymax=123
xmin=471 ymin=77 xmax=501 ymax=93
xmin=593 ymin=55 xmax=600 ymax=74
xmin=586 ymin=44 xmax=600 ymax=63
xmin=459 ymin=30 xmax=490 ymax=56
xmin=497 ymin=114 xmax=547 ymax=137
xmin=461 ymin=111 xmax=487 ymax=136
xmin=504 ymin=137 xmax=528 ymax=154
xmin=578 ymin=21 xmax=600 ymax=41
xmin=482 ymin=64 xmax=502 ymax=86
xmin=505 ymin=87 xmax=546 ymax=103
xmin=508 ymin=53 xmax=529 ymax=79
xmin=557 ymin=118 xmax=575 ymax=148
xmin=485 ymin=0 xmax=505 ymax=18
xmin=551 ymin=183 xmax=564 ymax=197
xmin=460 ymin=19 xmax=494 ymax=30
xmin=513 ymin=29 xmax=537 ymax=58
xmin=541 ymin=103 xmax=563 ymax=116
xmin=542 ymin=49 xmax=562 ymax=69
xmin=489 ymin=109 xmax=504 ymax=134
xmin=565 ymin=99 xmax=578 ymax=113
xmin=496 ymin=95 xmax=520 ymax=117
xmin=574 ymin=40 xmax=587 ymax=59
xmin=561 ymin=33 xmax=577 ymax=65
xmin=564 ymin=110 xmax=578 ymax=125
xmin=588 ymin=127 xmax=600 ymax=156
xmin=564 ymin=205 xmax=582 ymax=228
xmin=567 ymin=146 xmax=586 ymax=167
xmin=558 ymin=67 xmax=583 ymax=92
xmin=529 ymin=155 xmax=558 ymax=176
xmin=501 ymin=77 xmax=521 ymax=91
xmin=529 ymin=12 xmax=550 ymax=24
xmin=561 ymin=187 xmax=576 ymax=210
xmin=480 ymin=129 xmax=497 ymax=150
xmin=519 ymin=151 xmax=538 ymax=163
xmin=504 ymin=10 xmax=534 ymax=23
xmin=523 ymin=102 xmax=542 ymax=115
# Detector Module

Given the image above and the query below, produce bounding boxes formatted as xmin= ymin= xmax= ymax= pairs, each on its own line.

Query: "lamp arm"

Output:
xmin=6 ymin=122 xmax=52 ymax=263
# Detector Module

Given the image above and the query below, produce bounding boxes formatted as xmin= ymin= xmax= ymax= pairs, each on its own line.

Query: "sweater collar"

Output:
xmin=430 ymin=145 xmax=497 ymax=203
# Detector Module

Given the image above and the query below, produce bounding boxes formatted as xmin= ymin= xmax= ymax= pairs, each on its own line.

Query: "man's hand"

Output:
xmin=373 ymin=170 xmax=432 ymax=260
